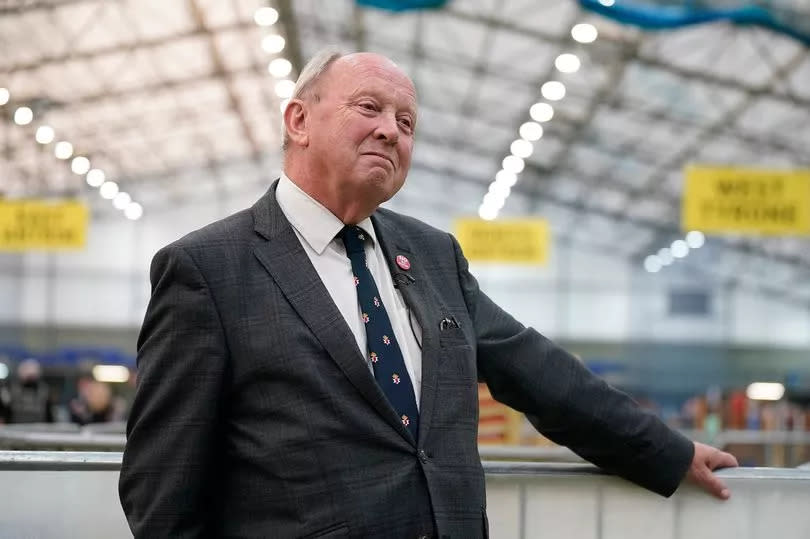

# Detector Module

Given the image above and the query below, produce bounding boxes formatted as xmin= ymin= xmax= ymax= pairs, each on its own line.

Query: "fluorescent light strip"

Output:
xmin=479 ymin=23 xmax=595 ymax=220
xmin=0 ymin=90 xmax=145 ymax=220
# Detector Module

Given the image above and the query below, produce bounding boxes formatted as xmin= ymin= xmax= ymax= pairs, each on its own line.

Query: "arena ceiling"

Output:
xmin=1 ymin=0 xmax=809 ymax=305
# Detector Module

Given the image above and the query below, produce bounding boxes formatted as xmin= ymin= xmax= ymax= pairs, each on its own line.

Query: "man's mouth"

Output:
xmin=362 ymin=152 xmax=394 ymax=167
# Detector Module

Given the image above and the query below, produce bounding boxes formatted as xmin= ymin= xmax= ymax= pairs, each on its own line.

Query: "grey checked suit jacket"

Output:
xmin=119 ymin=182 xmax=694 ymax=538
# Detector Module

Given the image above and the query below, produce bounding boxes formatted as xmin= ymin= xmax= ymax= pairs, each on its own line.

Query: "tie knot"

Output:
xmin=339 ymin=225 xmax=366 ymax=255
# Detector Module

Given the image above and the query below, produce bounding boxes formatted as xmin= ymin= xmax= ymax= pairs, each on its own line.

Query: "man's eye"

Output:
xmin=359 ymin=103 xmax=376 ymax=111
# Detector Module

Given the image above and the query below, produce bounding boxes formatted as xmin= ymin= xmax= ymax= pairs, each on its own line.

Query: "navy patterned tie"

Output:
xmin=340 ymin=225 xmax=419 ymax=440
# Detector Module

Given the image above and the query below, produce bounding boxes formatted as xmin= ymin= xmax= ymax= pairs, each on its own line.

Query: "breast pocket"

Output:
xmin=438 ymin=334 xmax=475 ymax=382
xmin=439 ymin=326 xmax=469 ymax=348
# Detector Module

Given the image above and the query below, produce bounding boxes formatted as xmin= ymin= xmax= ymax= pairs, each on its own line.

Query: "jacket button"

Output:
xmin=417 ymin=450 xmax=428 ymax=463
xmin=417 ymin=535 xmax=430 ymax=539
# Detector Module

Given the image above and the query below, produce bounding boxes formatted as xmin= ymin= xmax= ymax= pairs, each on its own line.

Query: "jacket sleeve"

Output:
xmin=119 ymin=244 xmax=228 ymax=538
xmin=449 ymin=234 xmax=694 ymax=497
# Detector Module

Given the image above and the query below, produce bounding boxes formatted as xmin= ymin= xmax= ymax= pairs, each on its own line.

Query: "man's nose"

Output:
xmin=373 ymin=113 xmax=399 ymax=144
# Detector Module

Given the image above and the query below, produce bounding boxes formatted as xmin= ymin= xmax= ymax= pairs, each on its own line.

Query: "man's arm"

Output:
xmin=449 ymin=234 xmax=735 ymax=498
xmin=119 ymin=244 xmax=228 ymax=538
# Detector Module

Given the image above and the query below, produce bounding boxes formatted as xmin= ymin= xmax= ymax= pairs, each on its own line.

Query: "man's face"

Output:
xmin=305 ymin=54 xmax=417 ymax=206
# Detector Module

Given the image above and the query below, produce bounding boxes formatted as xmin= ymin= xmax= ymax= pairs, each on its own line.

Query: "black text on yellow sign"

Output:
xmin=0 ymin=200 xmax=88 ymax=250
xmin=682 ymin=166 xmax=810 ymax=235
xmin=454 ymin=218 xmax=550 ymax=265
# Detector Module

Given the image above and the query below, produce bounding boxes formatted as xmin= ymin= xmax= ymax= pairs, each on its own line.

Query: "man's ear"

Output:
xmin=284 ymin=99 xmax=309 ymax=147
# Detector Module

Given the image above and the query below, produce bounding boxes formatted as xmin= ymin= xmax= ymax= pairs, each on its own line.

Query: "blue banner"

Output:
xmin=579 ymin=0 xmax=810 ymax=46
xmin=356 ymin=0 xmax=448 ymax=12
xmin=0 ymin=345 xmax=135 ymax=368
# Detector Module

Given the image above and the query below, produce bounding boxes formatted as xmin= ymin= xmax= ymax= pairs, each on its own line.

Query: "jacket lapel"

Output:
xmin=251 ymin=183 xmax=416 ymax=445
xmin=371 ymin=212 xmax=442 ymax=447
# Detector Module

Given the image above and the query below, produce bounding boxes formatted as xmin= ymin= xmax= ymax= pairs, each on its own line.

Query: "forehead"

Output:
xmin=326 ymin=56 xmax=417 ymax=110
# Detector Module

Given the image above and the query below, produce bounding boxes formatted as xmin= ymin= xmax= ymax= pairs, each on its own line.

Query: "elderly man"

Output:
xmin=119 ymin=50 xmax=737 ymax=538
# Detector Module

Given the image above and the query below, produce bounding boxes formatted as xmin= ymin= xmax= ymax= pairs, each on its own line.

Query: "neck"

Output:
xmin=284 ymin=156 xmax=378 ymax=224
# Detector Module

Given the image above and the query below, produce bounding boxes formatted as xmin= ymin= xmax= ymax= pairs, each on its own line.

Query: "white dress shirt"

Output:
xmin=276 ymin=173 xmax=423 ymax=407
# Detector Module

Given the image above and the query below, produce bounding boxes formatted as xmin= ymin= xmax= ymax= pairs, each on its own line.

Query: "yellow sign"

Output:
xmin=454 ymin=218 xmax=550 ymax=264
xmin=0 ymin=200 xmax=88 ymax=250
xmin=683 ymin=166 xmax=810 ymax=235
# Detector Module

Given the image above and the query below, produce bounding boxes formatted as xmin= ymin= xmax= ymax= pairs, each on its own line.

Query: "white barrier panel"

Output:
xmin=485 ymin=462 xmax=810 ymax=539
xmin=2 ymin=453 xmax=810 ymax=538
xmin=0 ymin=452 xmax=128 ymax=539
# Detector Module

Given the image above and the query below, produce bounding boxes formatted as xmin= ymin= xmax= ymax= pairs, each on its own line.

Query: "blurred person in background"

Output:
xmin=108 ymin=369 xmax=137 ymax=422
xmin=7 ymin=358 xmax=53 ymax=424
xmin=0 ymin=380 xmax=11 ymax=424
xmin=69 ymin=379 xmax=114 ymax=425
xmin=120 ymin=50 xmax=738 ymax=538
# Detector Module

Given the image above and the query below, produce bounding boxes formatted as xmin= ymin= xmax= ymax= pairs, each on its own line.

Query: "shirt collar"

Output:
xmin=276 ymin=172 xmax=377 ymax=255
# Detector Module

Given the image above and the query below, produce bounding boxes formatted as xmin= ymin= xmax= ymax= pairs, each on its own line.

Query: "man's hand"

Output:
xmin=686 ymin=441 xmax=739 ymax=499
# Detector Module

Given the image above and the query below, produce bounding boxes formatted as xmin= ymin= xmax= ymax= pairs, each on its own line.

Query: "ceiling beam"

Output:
xmin=187 ymin=0 xmax=261 ymax=161
xmin=447 ymin=0 xmax=502 ymax=149
xmin=0 ymin=0 xmax=115 ymax=15
xmin=598 ymin=98 xmax=810 ymax=168
xmin=37 ymin=64 xmax=260 ymax=112
xmin=443 ymin=6 xmax=810 ymax=110
xmin=350 ymin=1 xmax=366 ymax=52
xmin=297 ymin=17 xmax=551 ymax=95
xmin=4 ymin=20 xmax=254 ymax=74
xmin=275 ymin=0 xmax=303 ymax=74
xmin=633 ymin=52 xmax=810 ymax=109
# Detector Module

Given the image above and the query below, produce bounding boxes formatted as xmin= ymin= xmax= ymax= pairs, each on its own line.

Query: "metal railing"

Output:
xmin=0 ymin=424 xmax=586 ymax=458
xmin=0 ymin=423 xmax=126 ymax=451
xmin=3 ymin=424 xmax=808 ymax=451
xmin=2 ymin=451 xmax=810 ymax=538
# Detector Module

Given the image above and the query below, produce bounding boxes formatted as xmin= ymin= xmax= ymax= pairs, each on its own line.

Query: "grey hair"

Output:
xmin=281 ymin=47 xmax=345 ymax=151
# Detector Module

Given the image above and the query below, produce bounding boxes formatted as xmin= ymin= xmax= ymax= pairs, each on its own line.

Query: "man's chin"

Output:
xmin=364 ymin=171 xmax=402 ymax=195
